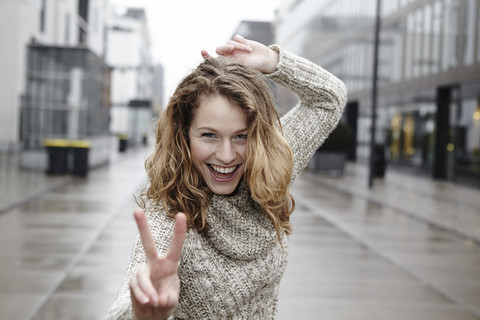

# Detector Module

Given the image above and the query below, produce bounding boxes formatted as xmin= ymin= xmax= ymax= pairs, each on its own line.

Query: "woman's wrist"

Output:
xmin=262 ymin=48 xmax=280 ymax=74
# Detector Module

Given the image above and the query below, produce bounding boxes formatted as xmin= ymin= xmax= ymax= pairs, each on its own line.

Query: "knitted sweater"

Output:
xmin=106 ymin=46 xmax=347 ymax=320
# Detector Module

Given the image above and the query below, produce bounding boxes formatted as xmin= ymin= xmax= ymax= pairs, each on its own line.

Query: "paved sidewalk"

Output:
xmin=306 ymin=163 xmax=480 ymax=242
xmin=278 ymin=172 xmax=480 ymax=320
xmin=0 ymin=148 xmax=149 ymax=320
xmin=280 ymin=169 xmax=480 ymax=319
xmin=0 ymin=153 xmax=73 ymax=214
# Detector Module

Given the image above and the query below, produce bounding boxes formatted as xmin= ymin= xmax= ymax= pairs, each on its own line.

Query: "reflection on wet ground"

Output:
xmin=0 ymin=150 xmax=146 ymax=320
xmin=0 ymin=151 xmax=479 ymax=320
xmin=281 ymin=173 xmax=480 ymax=319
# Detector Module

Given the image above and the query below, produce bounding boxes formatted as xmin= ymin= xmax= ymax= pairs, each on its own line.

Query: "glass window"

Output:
xmin=381 ymin=0 xmax=394 ymax=17
xmin=369 ymin=41 xmax=375 ymax=89
xmin=404 ymin=13 xmax=414 ymax=80
xmin=388 ymin=105 xmax=436 ymax=169
xmin=65 ymin=13 xmax=70 ymax=45
xmin=40 ymin=0 xmax=46 ymax=33
xmin=93 ymin=7 xmax=99 ymax=34
xmin=393 ymin=20 xmax=404 ymax=82
xmin=413 ymin=8 xmax=423 ymax=78
xmin=354 ymin=43 xmax=361 ymax=91
xmin=464 ymin=0 xmax=477 ymax=65
xmin=380 ymin=18 xmax=403 ymax=84
xmin=348 ymin=45 xmax=354 ymax=92
xmin=454 ymin=97 xmax=480 ymax=183
xmin=423 ymin=4 xmax=432 ymax=75
xmin=347 ymin=45 xmax=354 ymax=90
xmin=442 ymin=0 xmax=460 ymax=71
xmin=478 ymin=2 xmax=480 ymax=63
xmin=369 ymin=0 xmax=376 ymax=18
xmin=432 ymin=0 xmax=442 ymax=73
xmin=400 ymin=0 xmax=409 ymax=9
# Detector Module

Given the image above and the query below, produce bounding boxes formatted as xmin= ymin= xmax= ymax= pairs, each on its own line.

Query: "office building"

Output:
xmin=275 ymin=0 xmax=480 ymax=186
xmin=106 ymin=7 xmax=154 ymax=146
xmin=0 ymin=0 xmax=112 ymax=170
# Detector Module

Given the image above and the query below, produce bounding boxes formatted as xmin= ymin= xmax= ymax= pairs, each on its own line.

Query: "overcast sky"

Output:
xmin=111 ymin=0 xmax=282 ymax=102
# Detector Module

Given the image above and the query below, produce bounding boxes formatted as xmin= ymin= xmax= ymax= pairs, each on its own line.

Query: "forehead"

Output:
xmin=192 ymin=95 xmax=247 ymax=129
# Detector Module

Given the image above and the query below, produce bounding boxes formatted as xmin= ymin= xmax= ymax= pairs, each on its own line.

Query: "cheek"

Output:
xmin=239 ymin=145 xmax=247 ymax=160
xmin=190 ymin=140 xmax=209 ymax=165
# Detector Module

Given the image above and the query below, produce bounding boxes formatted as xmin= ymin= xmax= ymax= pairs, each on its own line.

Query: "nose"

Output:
xmin=216 ymin=141 xmax=236 ymax=164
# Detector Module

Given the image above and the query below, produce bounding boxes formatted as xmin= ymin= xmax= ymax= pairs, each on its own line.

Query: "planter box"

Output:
xmin=308 ymin=151 xmax=346 ymax=176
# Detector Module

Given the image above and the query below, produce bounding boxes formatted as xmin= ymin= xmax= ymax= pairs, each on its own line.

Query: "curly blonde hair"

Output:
xmin=140 ymin=57 xmax=295 ymax=241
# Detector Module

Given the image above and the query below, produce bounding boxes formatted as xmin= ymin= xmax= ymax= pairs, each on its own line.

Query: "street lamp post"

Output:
xmin=368 ymin=0 xmax=381 ymax=188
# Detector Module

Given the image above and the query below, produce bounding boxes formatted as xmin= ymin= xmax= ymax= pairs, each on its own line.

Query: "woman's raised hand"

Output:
xmin=201 ymin=35 xmax=279 ymax=74
xmin=129 ymin=208 xmax=187 ymax=320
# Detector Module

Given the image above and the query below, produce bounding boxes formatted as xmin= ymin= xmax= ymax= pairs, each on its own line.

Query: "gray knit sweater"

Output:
xmin=106 ymin=46 xmax=347 ymax=319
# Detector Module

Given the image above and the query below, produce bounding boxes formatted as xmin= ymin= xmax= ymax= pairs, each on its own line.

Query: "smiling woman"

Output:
xmin=107 ymin=35 xmax=347 ymax=320
xmin=142 ymin=52 xmax=295 ymax=237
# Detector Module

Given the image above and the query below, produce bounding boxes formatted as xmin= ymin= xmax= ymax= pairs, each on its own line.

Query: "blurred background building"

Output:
xmin=106 ymin=7 xmax=154 ymax=147
xmin=0 ymin=0 xmax=159 ymax=172
xmin=274 ymin=0 xmax=480 ymax=187
xmin=0 ymin=0 xmax=478 ymax=189
xmin=232 ymin=20 xmax=298 ymax=116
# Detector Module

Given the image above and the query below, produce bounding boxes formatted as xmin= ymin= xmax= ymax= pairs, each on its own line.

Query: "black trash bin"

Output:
xmin=118 ymin=134 xmax=128 ymax=152
xmin=44 ymin=139 xmax=69 ymax=175
xmin=70 ymin=140 xmax=90 ymax=177
xmin=373 ymin=144 xmax=386 ymax=177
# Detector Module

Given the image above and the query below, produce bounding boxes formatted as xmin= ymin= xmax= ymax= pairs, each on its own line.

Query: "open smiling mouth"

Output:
xmin=207 ymin=164 xmax=241 ymax=181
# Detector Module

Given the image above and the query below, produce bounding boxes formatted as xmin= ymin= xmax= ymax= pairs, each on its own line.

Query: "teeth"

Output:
xmin=211 ymin=165 xmax=236 ymax=174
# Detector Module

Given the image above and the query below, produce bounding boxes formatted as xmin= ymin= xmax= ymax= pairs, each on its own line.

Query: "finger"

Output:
xmin=228 ymin=40 xmax=252 ymax=53
xmin=201 ymin=49 xmax=212 ymax=59
xmin=136 ymin=268 xmax=159 ymax=307
xmin=215 ymin=45 xmax=234 ymax=56
xmin=166 ymin=212 xmax=187 ymax=262
xmin=158 ymin=291 xmax=178 ymax=309
xmin=134 ymin=208 xmax=158 ymax=262
xmin=233 ymin=34 xmax=247 ymax=44
xmin=130 ymin=275 xmax=151 ymax=306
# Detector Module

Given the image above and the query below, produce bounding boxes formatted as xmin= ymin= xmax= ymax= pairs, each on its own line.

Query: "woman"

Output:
xmin=107 ymin=35 xmax=347 ymax=319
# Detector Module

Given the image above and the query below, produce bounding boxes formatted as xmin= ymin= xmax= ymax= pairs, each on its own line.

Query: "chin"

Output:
xmin=208 ymin=183 xmax=240 ymax=196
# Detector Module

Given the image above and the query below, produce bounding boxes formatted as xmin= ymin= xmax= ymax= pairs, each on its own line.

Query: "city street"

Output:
xmin=0 ymin=148 xmax=479 ymax=320
xmin=2 ymin=0 xmax=480 ymax=319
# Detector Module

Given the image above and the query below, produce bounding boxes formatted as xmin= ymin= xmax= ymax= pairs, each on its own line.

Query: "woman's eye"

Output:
xmin=202 ymin=133 xmax=216 ymax=138
xmin=236 ymin=134 xmax=247 ymax=140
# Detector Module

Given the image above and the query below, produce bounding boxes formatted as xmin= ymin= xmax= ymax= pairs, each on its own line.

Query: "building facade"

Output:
xmin=275 ymin=0 xmax=480 ymax=187
xmin=0 ymin=1 xmax=156 ymax=171
xmin=0 ymin=0 xmax=109 ymax=153
xmin=106 ymin=8 xmax=154 ymax=147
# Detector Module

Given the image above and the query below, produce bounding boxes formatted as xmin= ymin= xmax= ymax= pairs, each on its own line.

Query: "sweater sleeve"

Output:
xmin=105 ymin=205 xmax=176 ymax=320
xmin=266 ymin=45 xmax=347 ymax=182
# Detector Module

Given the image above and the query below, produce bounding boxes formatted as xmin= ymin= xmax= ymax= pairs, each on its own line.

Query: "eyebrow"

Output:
xmin=195 ymin=127 xmax=248 ymax=134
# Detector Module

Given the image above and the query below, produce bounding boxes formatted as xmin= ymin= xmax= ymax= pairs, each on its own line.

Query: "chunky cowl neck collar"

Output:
xmin=206 ymin=183 xmax=281 ymax=261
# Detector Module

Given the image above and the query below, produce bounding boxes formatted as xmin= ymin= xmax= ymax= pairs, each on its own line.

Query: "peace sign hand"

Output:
xmin=129 ymin=208 xmax=187 ymax=320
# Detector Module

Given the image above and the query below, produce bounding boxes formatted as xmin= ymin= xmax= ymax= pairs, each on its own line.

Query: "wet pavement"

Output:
xmin=281 ymin=172 xmax=480 ymax=319
xmin=0 ymin=149 xmax=148 ymax=320
xmin=0 ymin=153 xmax=73 ymax=215
xmin=0 ymin=150 xmax=479 ymax=320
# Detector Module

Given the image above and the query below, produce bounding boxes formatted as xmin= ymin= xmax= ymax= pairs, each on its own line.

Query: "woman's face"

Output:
xmin=188 ymin=94 xmax=248 ymax=195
